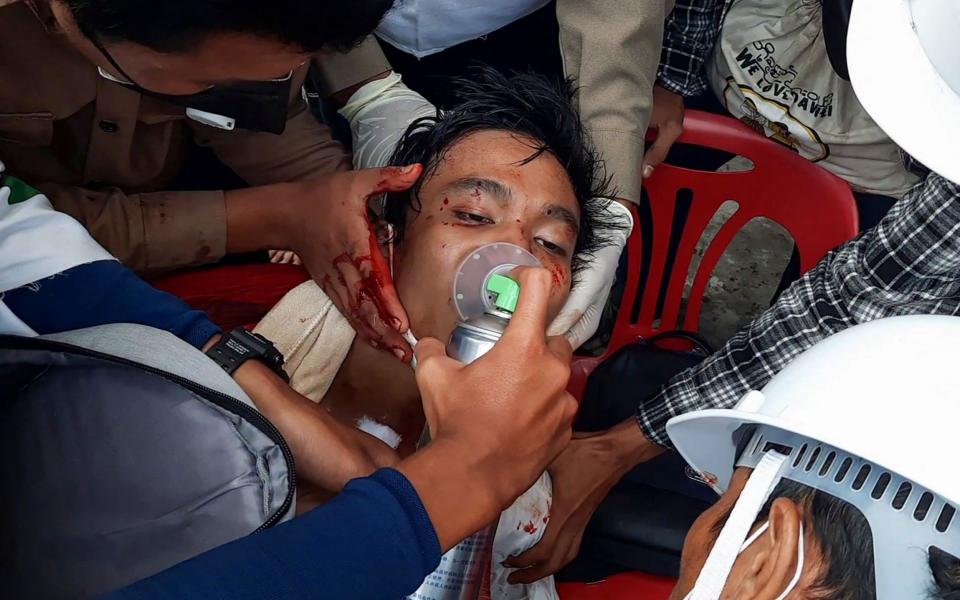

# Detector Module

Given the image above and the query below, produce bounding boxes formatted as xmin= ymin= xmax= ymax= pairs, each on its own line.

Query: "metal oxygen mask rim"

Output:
xmin=451 ymin=242 xmax=541 ymax=320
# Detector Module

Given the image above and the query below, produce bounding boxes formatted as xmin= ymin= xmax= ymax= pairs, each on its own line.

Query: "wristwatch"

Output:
xmin=205 ymin=327 xmax=289 ymax=382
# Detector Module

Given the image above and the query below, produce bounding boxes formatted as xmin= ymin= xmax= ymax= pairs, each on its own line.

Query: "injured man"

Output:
xmin=255 ymin=69 xmax=625 ymax=599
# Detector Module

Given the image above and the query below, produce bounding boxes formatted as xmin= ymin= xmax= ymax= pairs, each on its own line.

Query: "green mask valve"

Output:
xmin=486 ymin=273 xmax=520 ymax=314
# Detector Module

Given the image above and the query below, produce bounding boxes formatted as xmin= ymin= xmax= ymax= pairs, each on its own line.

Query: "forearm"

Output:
xmin=5 ymin=260 xmax=219 ymax=349
xmin=558 ymin=0 xmax=667 ymax=203
xmin=228 ymin=359 xmax=394 ymax=491
xmin=396 ymin=438 xmax=506 ymax=551
xmin=105 ymin=469 xmax=440 ymax=600
xmin=40 ymin=182 xmax=225 ymax=274
xmin=223 ymin=184 xmax=296 ymax=254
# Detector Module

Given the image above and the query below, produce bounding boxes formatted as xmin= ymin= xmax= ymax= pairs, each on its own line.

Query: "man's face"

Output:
xmin=671 ymin=468 xmax=819 ymax=600
xmin=51 ymin=2 xmax=309 ymax=95
xmin=670 ymin=469 xmax=750 ymax=600
xmin=392 ymin=130 xmax=581 ymax=341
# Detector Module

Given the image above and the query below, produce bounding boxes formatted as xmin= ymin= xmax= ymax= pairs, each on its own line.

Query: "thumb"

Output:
xmin=413 ymin=336 xmax=448 ymax=368
xmin=547 ymin=307 xmax=582 ymax=338
xmin=501 ymin=267 xmax=552 ymax=346
xmin=642 ymin=124 xmax=682 ymax=178
xmin=367 ymin=164 xmax=424 ymax=194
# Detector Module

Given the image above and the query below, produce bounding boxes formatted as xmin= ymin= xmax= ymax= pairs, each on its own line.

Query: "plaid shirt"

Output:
xmin=637 ymin=173 xmax=960 ymax=448
xmin=656 ymin=0 xmax=730 ymax=97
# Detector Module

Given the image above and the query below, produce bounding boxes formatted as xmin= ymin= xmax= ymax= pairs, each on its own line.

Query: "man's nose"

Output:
xmin=499 ymin=220 xmax=535 ymax=254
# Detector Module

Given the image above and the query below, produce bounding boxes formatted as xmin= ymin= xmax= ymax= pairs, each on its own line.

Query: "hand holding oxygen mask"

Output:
xmin=404 ymin=265 xmax=576 ymax=553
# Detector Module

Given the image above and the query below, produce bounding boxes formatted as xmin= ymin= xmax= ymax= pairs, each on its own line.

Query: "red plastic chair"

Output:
xmin=557 ymin=572 xmax=675 ymax=600
xmin=151 ymin=264 xmax=309 ymax=332
xmin=568 ymin=110 xmax=858 ymax=400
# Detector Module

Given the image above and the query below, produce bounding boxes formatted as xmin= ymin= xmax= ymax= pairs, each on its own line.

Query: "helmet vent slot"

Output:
xmin=936 ymin=504 xmax=956 ymax=533
xmin=805 ymin=446 xmax=822 ymax=472
xmin=852 ymin=464 xmax=871 ymax=490
xmin=793 ymin=444 xmax=808 ymax=468
xmin=892 ymin=482 xmax=912 ymax=510
xmin=871 ymin=472 xmax=892 ymax=500
xmin=834 ymin=457 xmax=853 ymax=483
xmin=818 ymin=451 xmax=836 ymax=477
xmin=915 ymin=492 xmax=935 ymax=522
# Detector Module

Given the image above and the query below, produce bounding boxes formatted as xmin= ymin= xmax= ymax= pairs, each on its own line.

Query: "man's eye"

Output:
xmin=536 ymin=237 xmax=568 ymax=257
xmin=453 ymin=211 xmax=495 ymax=225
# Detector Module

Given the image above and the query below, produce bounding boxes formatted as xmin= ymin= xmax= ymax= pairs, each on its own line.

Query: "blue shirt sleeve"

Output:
xmin=3 ymin=260 xmax=220 ymax=348
xmin=102 ymin=469 xmax=441 ymax=600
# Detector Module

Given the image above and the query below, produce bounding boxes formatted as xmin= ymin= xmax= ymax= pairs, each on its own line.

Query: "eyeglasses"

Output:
xmin=90 ymin=33 xmax=298 ymax=95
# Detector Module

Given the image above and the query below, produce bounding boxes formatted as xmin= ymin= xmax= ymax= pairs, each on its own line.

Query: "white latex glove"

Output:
xmin=547 ymin=200 xmax=633 ymax=350
xmin=338 ymin=71 xmax=437 ymax=170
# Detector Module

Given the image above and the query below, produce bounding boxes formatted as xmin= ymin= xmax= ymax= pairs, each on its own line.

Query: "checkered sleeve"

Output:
xmin=656 ymin=0 xmax=729 ymax=97
xmin=637 ymin=174 xmax=960 ymax=448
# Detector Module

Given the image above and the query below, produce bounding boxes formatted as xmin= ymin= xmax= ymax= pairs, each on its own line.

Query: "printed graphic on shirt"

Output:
xmin=708 ymin=0 xmax=920 ymax=198
xmin=722 ymin=79 xmax=830 ymax=162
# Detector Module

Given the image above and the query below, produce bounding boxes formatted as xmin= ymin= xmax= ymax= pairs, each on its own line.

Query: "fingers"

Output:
xmin=501 ymin=267 xmax=553 ymax=346
xmin=363 ymin=225 xmax=410 ymax=336
xmin=414 ymin=336 xmax=447 ymax=366
xmin=505 ymin=532 xmax=582 ymax=585
xmin=642 ymin=122 xmax=683 ymax=178
xmin=503 ymin=542 xmax=548 ymax=570
xmin=546 ymin=335 xmax=574 ymax=364
xmin=413 ymin=336 xmax=454 ymax=432
xmin=546 ymin=308 xmax=582 ymax=338
xmin=366 ymin=164 xmax=424 ymax=194
xmin=379 ymin=329 xmax=414 ymax=362
xmin=507 ymin=557 xmax=565 ymax=585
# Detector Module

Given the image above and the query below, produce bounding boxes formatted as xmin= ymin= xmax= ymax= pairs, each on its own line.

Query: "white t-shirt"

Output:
xmin=0 ymin=160 xmax=114 ymax=335
xmin=707 ymin=0 xmax=919 ymax=198
xmin=376 ymin=0 xmax=551 ymax=58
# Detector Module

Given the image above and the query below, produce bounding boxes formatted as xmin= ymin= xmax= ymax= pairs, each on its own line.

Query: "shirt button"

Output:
xmin=98 ymin=120 xmax=119 ymax=133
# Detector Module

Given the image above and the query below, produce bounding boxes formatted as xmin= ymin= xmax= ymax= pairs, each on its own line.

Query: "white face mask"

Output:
xmin=683 ymin=451 xmax=805 ymax=600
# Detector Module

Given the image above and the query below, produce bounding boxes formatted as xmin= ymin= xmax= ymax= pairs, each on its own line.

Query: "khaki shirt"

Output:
xmin=558 ymin=0 xmax=673 ymax=203
xmin=0 ymin=1 xmax=389 ymax=272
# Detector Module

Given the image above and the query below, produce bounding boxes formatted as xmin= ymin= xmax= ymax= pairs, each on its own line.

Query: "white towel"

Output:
xmin=254 ymin=281 xmax=356 ymax=402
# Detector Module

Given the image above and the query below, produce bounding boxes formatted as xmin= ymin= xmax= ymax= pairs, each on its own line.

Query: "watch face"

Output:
xmin=233 ymin=329 xmax=267 ymax=352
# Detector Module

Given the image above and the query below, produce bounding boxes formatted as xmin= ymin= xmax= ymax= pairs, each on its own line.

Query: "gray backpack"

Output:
xmin=0 ymin=325 xmax=296 ymax=599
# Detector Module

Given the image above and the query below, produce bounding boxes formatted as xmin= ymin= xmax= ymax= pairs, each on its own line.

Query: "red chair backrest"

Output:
xmin=151 ymin=264 xmax=309 ymax=332
xmin=569 ymin=110 xmax=858 ymax=400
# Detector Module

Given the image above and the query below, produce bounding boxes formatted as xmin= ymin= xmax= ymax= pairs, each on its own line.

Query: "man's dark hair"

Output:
xmin=930 ymin=546 xmax=960 ymax=599
xmin=384 ymin=67 xmax=619 ymax=279
xmin=64 ymin=0 xmax=394 ymax=53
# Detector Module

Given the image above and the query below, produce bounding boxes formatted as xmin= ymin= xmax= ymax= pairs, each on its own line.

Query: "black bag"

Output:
xmin=560 ymin=333 xmax=717 ymax=582
xmin=0 ymin=332 xmax=295 ymax=599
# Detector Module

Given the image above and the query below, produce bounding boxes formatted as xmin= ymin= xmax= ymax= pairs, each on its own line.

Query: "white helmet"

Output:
xmin=668 ymin=315 xmax=960 ymax=599
xmin=847 ymin=0 xmax=960 ymax=184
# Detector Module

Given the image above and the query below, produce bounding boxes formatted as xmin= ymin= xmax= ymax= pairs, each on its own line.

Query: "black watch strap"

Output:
xmin=206 ymin=328 xmax=288 ymax=382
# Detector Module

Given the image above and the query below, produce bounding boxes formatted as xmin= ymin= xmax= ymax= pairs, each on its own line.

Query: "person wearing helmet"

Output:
xmin=507 ymin=0 xmax=960 ymax=583
xmin=667 ymin=316 xmax=960 ymax=599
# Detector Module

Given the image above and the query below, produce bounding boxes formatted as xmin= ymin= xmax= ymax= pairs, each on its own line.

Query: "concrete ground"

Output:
xmin=683 ymin=157 xmax=794 ymax=349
